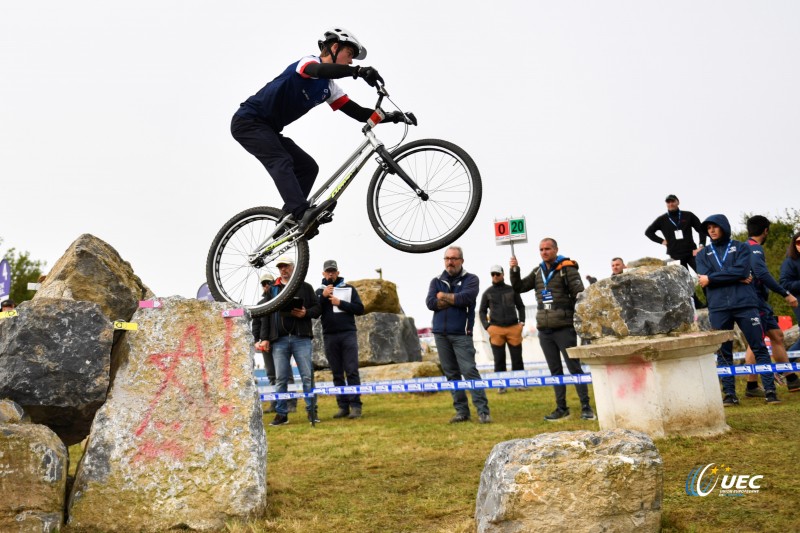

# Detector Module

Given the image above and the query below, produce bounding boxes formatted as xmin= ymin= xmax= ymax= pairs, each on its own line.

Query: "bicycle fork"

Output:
xmin=375 ymin=145 xmax=430 ymax=201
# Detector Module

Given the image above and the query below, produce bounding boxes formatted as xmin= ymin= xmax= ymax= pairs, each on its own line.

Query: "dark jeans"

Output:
xmin=434 ymin=334 xmax=489 ymax=417
xmin=231 ymin=115 xmax=318 ymax=218
xmin=538 ymin=327 xmax=590 ymax=410
xmin=710 ymin=307 xmax=775 ymax=395
xmin=324 ymin=331 xmax=362 ymax=408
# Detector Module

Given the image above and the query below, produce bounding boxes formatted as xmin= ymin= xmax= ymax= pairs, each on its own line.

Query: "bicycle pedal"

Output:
xmin=318 ymin=212 xmax=334 ymax=224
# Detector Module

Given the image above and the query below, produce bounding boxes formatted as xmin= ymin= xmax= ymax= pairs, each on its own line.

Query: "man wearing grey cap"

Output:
xmin=478 ymin=265 xmax=526 ymax=392
xmin=316 ymin=260 xmax=365 ymax=419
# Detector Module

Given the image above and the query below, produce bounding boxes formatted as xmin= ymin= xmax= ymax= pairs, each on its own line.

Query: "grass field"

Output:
xmin=69 ymin=378 xmax=800 ymax=532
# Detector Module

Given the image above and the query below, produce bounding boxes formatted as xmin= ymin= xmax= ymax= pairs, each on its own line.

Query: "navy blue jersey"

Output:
xmin=235 ymin=55 xmax=349 ymax=131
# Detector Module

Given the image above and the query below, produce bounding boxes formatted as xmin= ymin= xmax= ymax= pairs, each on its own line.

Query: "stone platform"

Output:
xmin=568 ymin=331 xmax=733 ymax=438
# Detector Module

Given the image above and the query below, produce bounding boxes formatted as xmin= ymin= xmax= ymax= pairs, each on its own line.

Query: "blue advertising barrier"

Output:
xmin=259 ymin=361 xmax=800 ymax=401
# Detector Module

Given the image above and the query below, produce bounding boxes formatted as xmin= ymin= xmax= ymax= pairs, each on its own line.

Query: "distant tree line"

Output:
xmin=1 ymin=237 xmax=46 ymax=304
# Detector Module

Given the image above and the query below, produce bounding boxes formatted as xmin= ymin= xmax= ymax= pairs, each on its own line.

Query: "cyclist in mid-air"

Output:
xmin=231 ymin=27 xmax=410 ymax=235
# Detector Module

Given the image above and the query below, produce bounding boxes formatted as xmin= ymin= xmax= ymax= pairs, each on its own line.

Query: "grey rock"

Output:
xmin=34 ymin=233 xmax=153 ymax=324
xmin=574 ymin=265 xmax=695 ymax=340
xmin=0 ymin=298 xmax=114 ymax=445
xmin=475 ymin=429 xmax=663 ymax=533
xmin=0 ymin=422 xmax=68 ymax=532
xmin=312 ymin=313 xmax=421 ymax=369
xmin=348 ymin=278 xmax=402 ymax=314
xmin=67 ymin=296 xmax=266 ymax=532
xmin=0 ymin=399 xmax=29 ymax=424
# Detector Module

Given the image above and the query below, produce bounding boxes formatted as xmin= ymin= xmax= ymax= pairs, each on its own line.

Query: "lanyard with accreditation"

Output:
xmin=667 ymin=210 xmax=684 ymax=240
xmin=709 ymin=241 xmax=732 ymax=269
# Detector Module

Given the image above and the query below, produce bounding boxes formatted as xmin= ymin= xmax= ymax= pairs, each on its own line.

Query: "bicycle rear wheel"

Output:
xmin=367 ymin=139 xmax=481 ymax=253
xmin=205 ymin=206 xmax=309 ymax=317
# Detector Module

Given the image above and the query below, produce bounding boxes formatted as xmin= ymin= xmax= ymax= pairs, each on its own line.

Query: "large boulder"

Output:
xmin=0 ymin=404 xmax=68 ymax=533
xmin=312 ymin=313 xmax=421 ymax=368
xmin=574 ymin=265 xmax=695 ymax=340
xmin=475 ymin=429 xmax=662 ymax=533
xmin=0 ymin=298 xmax=114 ymax=445
xmin=67 ymin=296 xmax=266 ymax=532
xmin=34 ymin=233 xmax=153 ymax=323
xmin=348 ymin=278 xmax=402 ymax=314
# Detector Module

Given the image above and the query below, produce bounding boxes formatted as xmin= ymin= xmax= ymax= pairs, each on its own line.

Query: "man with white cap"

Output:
xmin=259 ymin=256 xmax=322 ymax=425
xmin=478 ymin=265 xmax=526 ymax=393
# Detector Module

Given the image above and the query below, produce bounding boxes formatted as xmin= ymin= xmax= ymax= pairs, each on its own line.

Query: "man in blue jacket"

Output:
xmin=316 ymin=259 xmax=365 ymax=419
xmin=426 ymin=246 xmax=491 ymax=424
xmin=696 ymin=214 xmax=779 ymax=405
xmin=742 ymin=216 xmax=799 ymax=395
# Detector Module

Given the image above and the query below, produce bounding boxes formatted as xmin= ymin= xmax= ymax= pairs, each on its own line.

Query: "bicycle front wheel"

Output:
xmin=367 ymin=139 xmax=481 ymax=253
xmin=205 ymin=206 xmax=309 ymax=317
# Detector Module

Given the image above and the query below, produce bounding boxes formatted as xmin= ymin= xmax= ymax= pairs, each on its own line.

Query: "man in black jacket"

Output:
xmin=645 ymin=195 xmax=707 ymax=269
xmin=645 ymin=194 xmax=707 ymax=308
xmin=510 ymin=238 xmax=594 ymax=422
xmin=260 ymin=256 xmax=322 ymax=426
xmin=478 ymin=265 xmax=525 ymax=392
xmin=316 ymin=259 xmax=365 ymax=419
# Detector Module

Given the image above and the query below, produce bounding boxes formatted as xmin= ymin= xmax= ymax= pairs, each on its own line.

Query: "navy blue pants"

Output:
xmin=324 ymin=331 xmax=362 ymax=408
xmin=710 ymin=307 xmax=775 ymax=395
xmin=231 ymin=115 xmax=318 ymax=218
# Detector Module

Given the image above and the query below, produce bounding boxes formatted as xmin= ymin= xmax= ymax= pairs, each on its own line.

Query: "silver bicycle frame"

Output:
xmin=247 ymin=129 xmax=385 ymax=261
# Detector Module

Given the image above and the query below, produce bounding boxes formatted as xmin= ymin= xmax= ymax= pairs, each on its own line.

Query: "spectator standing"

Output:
xmin=316 ymin=259 xmax=365 ymax=419
xmin=426 ymin=246 xmax=491 ymax=424
xmin=253 ymin=273 xmax=278 ymax=413
xmin=696 ymin=214 xmax=778 ymax=405
xmin=645 ymin=194 xmax=707 ymax=307
xmin=478 ymin=265 xmax=525 ymax=393
xmin=510 ymin=238 xmax=595 ymax=421
xmin=260 ymin=256 xmax=322 ymax=425
xmin=780 ymin=230 xmax=800 ymax=360
xmin=741 ymin=216 xmax=799 ymax=395
xmin=610 ymin=257 xmax=626 ymax=276
xmin=1 ymin=299 xmax=15 ymax=312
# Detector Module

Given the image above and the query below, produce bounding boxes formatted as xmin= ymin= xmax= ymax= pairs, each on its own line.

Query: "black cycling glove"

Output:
xmin=383 ymin=111 xmax=418 ymax=126
xmin=356 ymin=66 xmax=384 ymax=87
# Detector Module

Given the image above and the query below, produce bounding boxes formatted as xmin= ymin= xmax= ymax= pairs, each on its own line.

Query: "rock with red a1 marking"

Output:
xmin=67 ymin=297 xmax=266 ymax=532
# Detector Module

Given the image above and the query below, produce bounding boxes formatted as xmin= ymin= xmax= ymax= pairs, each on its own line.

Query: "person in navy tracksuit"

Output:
xmin=780 ymin=230 xmax=800 ymax=358
xmin=741 ymin=216 xmax=800 ymax=395
xmin=696 ymin=214 xmax=778 ymax=405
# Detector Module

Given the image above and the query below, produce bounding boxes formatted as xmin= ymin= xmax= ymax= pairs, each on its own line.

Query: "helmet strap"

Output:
xmin=327 ymin=41 xmax=339 ymax=63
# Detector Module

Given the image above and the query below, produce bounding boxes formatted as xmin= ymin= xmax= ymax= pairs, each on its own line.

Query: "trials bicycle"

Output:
xmin=206 ymin=83 xmax=482 ymax=316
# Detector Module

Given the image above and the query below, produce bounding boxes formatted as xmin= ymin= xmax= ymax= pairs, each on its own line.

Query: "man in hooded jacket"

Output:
xmin=696 ymin=214 xmax=779 ymax=405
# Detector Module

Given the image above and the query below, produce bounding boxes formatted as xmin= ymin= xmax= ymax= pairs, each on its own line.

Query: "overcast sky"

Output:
xmin=1 ymin=1 xmax=798 ymax=326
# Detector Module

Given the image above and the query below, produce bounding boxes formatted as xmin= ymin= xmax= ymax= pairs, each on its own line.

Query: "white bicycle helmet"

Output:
xmin=318 ymin=27 xmax=367 ymax=60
